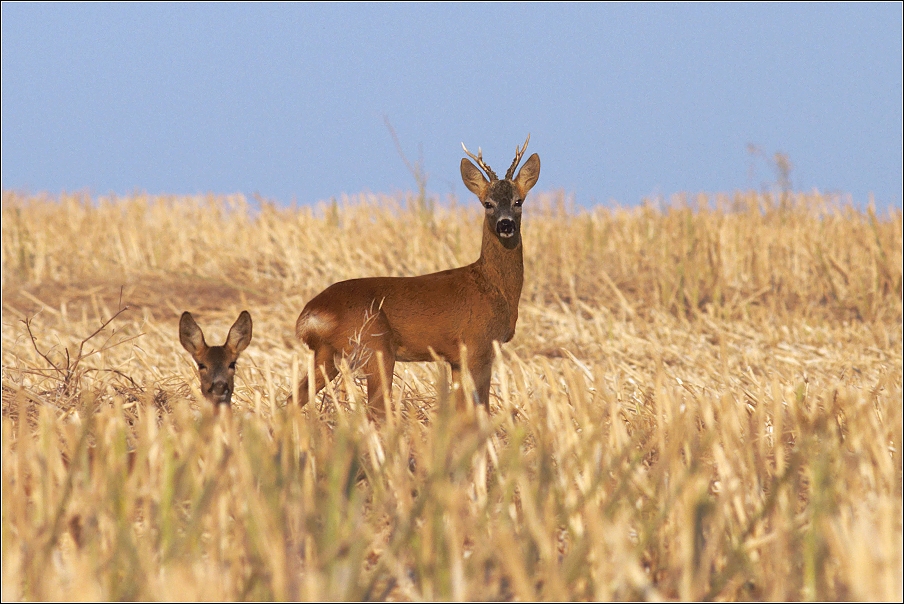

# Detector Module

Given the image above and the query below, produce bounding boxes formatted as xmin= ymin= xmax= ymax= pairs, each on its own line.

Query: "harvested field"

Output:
xmin=2 ymin=190 xmax=901 ymax=600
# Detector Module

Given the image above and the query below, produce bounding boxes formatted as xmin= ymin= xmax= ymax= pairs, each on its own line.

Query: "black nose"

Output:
xmin=496 ymin=219 xmax=515 ymax=235
xmin=210 ymin=381 xmax=230 ymax=396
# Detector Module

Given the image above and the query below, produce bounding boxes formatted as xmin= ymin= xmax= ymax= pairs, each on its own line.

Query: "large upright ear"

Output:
xmin=225 ymin=311 xmax=253 ymax=355
xmin=179 ymin=312 xmax=207 ymax=358
xmin=461 ymin=158 xmax=489 ymax=198
xmin=514 ymin=153 xmax=540 ymax=196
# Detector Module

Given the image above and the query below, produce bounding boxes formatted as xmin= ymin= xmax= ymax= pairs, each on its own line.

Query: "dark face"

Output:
xmin=482 ymin=179 xmax=524 ymax=249
xmin=460 ymin=145 xmax=539 ymax=248
xmin=179 ymin=311 xmax=252 ymax=408
xmin=194 ymin=345 xmax=239 ymax=406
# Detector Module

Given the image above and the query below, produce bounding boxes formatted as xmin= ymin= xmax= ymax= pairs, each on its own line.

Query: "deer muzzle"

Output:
xmin=209 ymin=380 xmax=232 ymax=405
xmin=496 ymin=218 xmax=516 ymax=238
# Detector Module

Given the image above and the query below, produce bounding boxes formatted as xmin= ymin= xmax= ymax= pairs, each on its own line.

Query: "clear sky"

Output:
xmin=2 ymin=3 xmax=902 ymax=208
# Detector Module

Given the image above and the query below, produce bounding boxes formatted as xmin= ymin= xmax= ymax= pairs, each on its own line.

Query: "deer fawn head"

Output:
xmin=461 ymin=134 xmax=541 ymax=249
xmin=179 ymin=311 xmax=253 ymax=407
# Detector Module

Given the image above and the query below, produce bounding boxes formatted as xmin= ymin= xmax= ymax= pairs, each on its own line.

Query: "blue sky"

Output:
xmin=2 ymin=3 xmax=902 ymax=208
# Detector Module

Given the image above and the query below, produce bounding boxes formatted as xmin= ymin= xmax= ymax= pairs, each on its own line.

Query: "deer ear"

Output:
xmin=514 ymin=153 xmax=540 ymax=196
xmin=179 ymin=312 xmax=207 ymax=358
xmin=226 ymin=311 xmax=253 ymax=355
xmin=461 ymin=158 xmax=489 ymax=198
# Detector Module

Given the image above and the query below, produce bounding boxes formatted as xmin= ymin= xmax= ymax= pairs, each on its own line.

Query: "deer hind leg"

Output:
xmin=363 ymin=353 xmax=395 ymax=420
xmin=289 ymin=343 xmax=339 ymax=407
xmin=359 ymin=312 xmax=396 ymax=419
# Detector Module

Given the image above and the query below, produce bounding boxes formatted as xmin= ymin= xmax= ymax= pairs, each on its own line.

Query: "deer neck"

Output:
xmin=476 ymin=219 xmax=524 ymax=304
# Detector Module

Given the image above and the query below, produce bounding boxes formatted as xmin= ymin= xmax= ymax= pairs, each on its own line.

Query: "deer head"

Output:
xmin=179 ymin=311 xmax=253 ymax=407
xmin=460 ymin=134 xmax=541 ymax=249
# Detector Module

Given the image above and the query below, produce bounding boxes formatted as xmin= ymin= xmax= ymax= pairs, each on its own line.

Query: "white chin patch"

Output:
xmin=498 ymin=231 xmax=515 ymax=238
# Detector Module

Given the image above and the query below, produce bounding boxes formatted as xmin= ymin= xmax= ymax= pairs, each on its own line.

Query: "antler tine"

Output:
xmin=505 ymin=133 xmax=531 ymax=180
xmin=461 ymin=142 xmax=498 ymax=181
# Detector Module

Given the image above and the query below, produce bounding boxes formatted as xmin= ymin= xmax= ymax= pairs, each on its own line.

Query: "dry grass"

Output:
xmin=1 ymin=189 xmax=902 ymax=600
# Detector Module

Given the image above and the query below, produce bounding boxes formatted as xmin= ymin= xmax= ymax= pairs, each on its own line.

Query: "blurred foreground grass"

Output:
xmin=1 ymin=190 xmax=901 ymax=600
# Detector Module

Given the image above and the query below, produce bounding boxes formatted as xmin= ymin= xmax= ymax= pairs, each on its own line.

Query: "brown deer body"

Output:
xmin=290 ymin=137 xmax=540 ymax=414
xmin=180 ymin=311 xmax=253 ymax=407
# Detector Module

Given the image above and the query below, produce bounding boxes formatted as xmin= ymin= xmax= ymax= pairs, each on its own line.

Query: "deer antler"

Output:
xmin=505 ymin=134 xmax=531 ymax=180
xmin=461 ymin=142 xmax=498 ymax=181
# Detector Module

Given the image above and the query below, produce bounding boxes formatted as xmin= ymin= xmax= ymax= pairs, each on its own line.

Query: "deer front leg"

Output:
xmin=469 ymin=351 xmax=494 ymax=410
xmin=449 ymin=363 xmax=466 ymax=411
xmin=449 ymin=350 xmax=494 ymax=410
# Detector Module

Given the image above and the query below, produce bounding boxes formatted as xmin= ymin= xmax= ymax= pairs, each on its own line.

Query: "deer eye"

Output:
xmin=228 ymin=362 xmax=237 ymax=370
xmin=483 ymin=202 xmax=494 ymax=209
xmin=197 ymin=363 xmax=207 ymax=371
xmin=514 ymin=199 xmax=523 ymax=207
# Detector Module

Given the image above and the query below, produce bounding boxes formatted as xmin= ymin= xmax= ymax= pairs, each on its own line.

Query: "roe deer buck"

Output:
xmin=288 ymin=136 xmax=540 ymax=415
xmin=180 ymin=311 xmax=253 ymax=407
